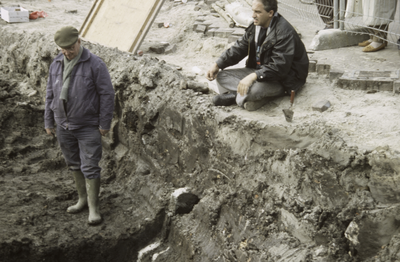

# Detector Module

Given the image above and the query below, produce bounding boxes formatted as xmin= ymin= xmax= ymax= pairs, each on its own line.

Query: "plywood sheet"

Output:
xmin=80 ymin=0 xmax=165 ymax=54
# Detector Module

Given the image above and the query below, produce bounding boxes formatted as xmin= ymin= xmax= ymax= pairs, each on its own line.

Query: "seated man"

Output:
xmin=206 ymin=0 xmax=309 ymax=111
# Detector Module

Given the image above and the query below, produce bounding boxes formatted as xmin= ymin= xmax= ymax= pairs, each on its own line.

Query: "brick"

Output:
xmin=205 ymin=28 xmax=216 ymax=37
xmin=231 ymin=28 xmax=245 ymax=36
xmin=195 ymin=24 xmax=207 ymax=33
xmin=207 ymin=23 xmax=219 ymax=30
xmin=149 ymin=42 xmax=169 ymax=54
xmin=338 ymin=78 xmax=394 ymax=91
xmin=308 ymin=60 xmax=317 ymax=72
xmin=228 ymin=35 xmax=241 ymax=43
xmin=393 ymin=80 xmax=400 ymax=94
xmin=316 ymin=63 xmax=330 ymax=75
xmin=356 ymin=70 xmax=394 ymax=77
xmin=194 ymin=17 xmax=205 ymax=23
xmin=213 ymin=29 xmax=234 ymax=38
xmin=329 ymin=69 xmax=344 ymax=81
xmin=193 ymin=21 xmax=202 ymax=31
xmin=202 ymin=20 xmax=213 ymax=28
xmin=149 ymin=45 xmax=165 ymax=54
xmin=312 ymin=100 xmax=331 ymax=112
xmin=165 ymin=44 xmax=177 ymax=54
xmin=193 ymin=21 xmax=212 ymax=31
xmin=337 ymin=70 xmax=397 ymax=91
xmin=197 ymin=4 xmax=210 ymax=11
xmin=153 ymin=20 xmax=164 ymax=28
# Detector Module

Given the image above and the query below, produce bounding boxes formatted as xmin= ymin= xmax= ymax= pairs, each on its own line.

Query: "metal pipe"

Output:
xmin=339 ymin=0 xmax=345 ymax=30
xmin=334 ymin=0 xmax=339 ymax=29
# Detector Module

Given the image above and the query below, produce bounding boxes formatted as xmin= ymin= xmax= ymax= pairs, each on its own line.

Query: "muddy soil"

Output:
xmin=1 ymin=0 xmax=400 ymax=262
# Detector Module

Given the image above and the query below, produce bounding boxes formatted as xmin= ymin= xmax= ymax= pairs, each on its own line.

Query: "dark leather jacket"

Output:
xmin=216 ymin=14 xmax=309 ymax=93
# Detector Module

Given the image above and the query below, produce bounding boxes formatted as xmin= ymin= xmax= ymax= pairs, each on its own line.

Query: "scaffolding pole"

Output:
xmin=334 ymin=0 xmax=339 ymax=29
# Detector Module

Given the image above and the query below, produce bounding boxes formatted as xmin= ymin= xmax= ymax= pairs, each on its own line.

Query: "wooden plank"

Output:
xmin=81 ymin=0 xmax=105 ymax=38
xmin=79 ymin=0 xmax=165 ymax=53
xmin=79 ymin=0 xmax=100 ymax=36
xmin=128 ymin=0 xmax=164 ymax=54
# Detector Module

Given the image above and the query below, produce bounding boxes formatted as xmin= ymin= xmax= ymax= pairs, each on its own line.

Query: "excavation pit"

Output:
xmin=2 ymin=1 xmax=400 ymax=261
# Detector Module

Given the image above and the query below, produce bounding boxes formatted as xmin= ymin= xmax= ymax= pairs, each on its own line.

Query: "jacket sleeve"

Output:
xmin=44 ymin=68 xmax=55 ymax=129
xmin=255 ymin=31 xmax=296 ymax=81
xmin=215 ymin=28 xmax=251 ymax=69
xmin=93 ymin=59 xmax=115 ymax=130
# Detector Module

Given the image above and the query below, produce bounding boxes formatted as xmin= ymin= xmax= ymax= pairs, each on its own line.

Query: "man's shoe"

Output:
xmin=212 ymin=93 xmax=236 ymax=106
xmin=362 ymin=42 xmax=386 ymax=52
xmin=358 ymin=39 xmax=372 ymax=47
xmin=244 ymin=98 xmax=270 ymax=111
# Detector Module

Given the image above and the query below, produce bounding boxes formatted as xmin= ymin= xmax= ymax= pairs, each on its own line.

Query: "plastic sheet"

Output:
xmin=29 ymin=11 xmax=48 ymax=20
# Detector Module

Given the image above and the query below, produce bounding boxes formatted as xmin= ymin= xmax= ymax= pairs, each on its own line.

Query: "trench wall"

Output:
xmin=1 ymin=27 xmax=400 ymax=261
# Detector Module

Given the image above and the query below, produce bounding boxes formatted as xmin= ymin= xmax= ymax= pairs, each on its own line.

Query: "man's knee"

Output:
xmin=215 ymin=70 xmax=230 ymax=85
xmin=216 ymin=70 xmax=239 ymax=94
xmin=247 ymin=81 xmax=285 ymax=101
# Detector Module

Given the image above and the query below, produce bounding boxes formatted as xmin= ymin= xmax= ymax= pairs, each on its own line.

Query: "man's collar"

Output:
xmin=269 ymin=11 xmax=279 ymax=28
xmin=259 ymin=11 xmax=279 ymax=30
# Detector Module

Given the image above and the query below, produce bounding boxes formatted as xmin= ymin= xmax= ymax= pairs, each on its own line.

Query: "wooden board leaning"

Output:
xmin=79 ymin=0 xmax=165 ymax=54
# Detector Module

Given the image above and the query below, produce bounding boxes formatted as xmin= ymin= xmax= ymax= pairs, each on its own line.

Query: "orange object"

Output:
xmin=29 ymin=11 xmax=48 ymax=20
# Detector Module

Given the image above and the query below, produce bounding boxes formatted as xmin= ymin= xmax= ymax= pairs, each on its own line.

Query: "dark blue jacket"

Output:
xmin=44 ymin=47 xmax=114 ymax=130
xmin=216 ymin=14 xmax=309 ymax=93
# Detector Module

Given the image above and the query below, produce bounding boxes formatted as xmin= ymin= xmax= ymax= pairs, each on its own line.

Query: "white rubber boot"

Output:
xmin=67 ymin=170 xmax=88 ymax=213
xmin=86 ymin=178 xmax=102 ymax=225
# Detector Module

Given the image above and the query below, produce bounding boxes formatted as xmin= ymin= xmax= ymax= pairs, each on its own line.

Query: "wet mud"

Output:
xmin=1 ymin=25 xmax=400 ymax=262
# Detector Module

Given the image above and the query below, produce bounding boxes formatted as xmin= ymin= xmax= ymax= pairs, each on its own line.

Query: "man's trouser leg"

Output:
xmin=216 ymin=68 xmax=285 ymax=109
xmin=216 ymin=68 xmax=246 ymax=94
xmin=57 ymin=125 xmax=103 ymax=225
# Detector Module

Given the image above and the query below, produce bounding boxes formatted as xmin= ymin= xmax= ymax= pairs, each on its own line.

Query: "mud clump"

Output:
xmin=1 ymin=27 xmax=400 ymax=262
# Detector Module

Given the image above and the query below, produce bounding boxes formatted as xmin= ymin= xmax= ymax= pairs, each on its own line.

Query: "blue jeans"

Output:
xmin=56 ymin=125 xmax=102 ymax=179
xmin=216 ymin=68 xmax=285 ymax=107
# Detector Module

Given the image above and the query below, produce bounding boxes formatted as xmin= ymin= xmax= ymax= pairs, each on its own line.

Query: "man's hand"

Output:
xmin=237 ymin=73 xmax=257 ymax=96
xmin=45 ymin=128 xmax=55 ymax=136
xmin=206 ymin=63 xmax=220 ymax=81
xmin=99 ymin=129 xmax=109 ymax=136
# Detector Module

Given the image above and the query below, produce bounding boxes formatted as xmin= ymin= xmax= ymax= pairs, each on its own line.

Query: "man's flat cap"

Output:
xmin=54 ymin=26 xmax=79 ymax=48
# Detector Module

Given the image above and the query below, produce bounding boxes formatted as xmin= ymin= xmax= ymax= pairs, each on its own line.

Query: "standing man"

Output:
xmin=206 ymin=0 xmax=309 ymax=111
xmin=44 ymin=26 xmax=115 ymax=225
xmin=358 ymin=0 xmax=397 ymax=52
